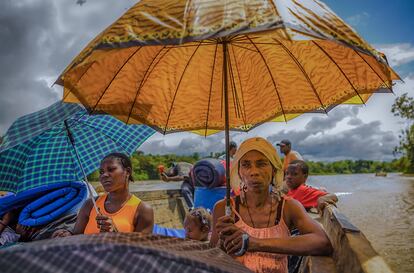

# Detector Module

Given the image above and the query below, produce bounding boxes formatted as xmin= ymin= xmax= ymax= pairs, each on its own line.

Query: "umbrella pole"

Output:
xmin=64 ymin=120 xmax=100 ymax=215
xmin=223 ymin=41 xmax=232 ymax=216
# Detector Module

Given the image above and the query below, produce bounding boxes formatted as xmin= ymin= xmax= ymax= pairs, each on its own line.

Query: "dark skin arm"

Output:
xmin=133 ymin=201 xmax=154 ymax=233
xmin=52 ymin=200 xmax=93 ymax=238
xmin=160 ymin=172 xmax=184 ymax=182
xmin=210 ymin=199 xmax=227 ymax=247
xmin=247 ymin=198 xmax=332 ymax=256
xmin=212 ymin=198 xmax=333 ymax=256
xmin=72 ymin=199 xmax=94 ymax=234
xmin=317 ymin=193 xmax=338 ymax=212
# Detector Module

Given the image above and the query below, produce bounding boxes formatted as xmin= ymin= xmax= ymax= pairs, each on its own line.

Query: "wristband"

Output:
xmin=234 ymin=233 xmax=249 ymax=256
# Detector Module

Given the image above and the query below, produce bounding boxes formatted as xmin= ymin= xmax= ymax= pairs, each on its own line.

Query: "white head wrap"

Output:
xmin=230 ymin=137 xmax=284 ymax=191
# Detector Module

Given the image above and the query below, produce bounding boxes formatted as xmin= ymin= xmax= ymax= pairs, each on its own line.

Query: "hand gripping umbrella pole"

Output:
xmin=64 ymin=120 xmax=118 ymax=232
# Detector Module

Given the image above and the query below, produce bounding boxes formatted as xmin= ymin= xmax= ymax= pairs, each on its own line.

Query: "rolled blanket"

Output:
xmin=192 ymin=158 xmax=225 ymax=188
xmin=0 ymin=182 xmax=87 ymax=227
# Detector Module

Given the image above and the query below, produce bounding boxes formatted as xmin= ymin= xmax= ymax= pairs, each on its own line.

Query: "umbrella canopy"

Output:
xmin=0 ymin=102 xmax=155 ymax=193
xmin=0 ymin=233 xmax=252 ymax=273
xmin=59 ymin=0 xmax=399 ymax=134
xmin=57 ymin=0 xmax=400 ymax=209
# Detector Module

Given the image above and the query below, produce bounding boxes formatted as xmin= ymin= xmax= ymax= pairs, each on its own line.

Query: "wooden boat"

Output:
xmin=130 ymin=181 xmax=394 ymax=273
xmin=375 ymin=172 xmax=387 ymax=177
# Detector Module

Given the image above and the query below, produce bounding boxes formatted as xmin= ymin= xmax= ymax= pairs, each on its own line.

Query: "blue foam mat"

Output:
xmin=0 ymin=182 xmax=87 ymax=226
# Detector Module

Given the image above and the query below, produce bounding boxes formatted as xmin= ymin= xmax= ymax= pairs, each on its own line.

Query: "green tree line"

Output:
xmin=306 ymin=158 xmax=405 ymax=175
xmin=88 ymin=152 xmax=405 ymax=181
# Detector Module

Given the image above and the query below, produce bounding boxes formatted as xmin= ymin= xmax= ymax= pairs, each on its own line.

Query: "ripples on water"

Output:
xmin=308 ymin=173 xmax=414 ymax=273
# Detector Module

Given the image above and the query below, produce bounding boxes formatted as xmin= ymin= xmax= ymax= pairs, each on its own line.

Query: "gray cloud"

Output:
xmin=140 ymin=110 xmax=398 ymax=162
xmin=347 ymin=118 xmax=363 ymax=126
xmin=140 ymin=133 xmax=231 ymax=156
xmin=268 ymin=120 xmax=398 ymax=161
xmin=304 ymin=106 xmax=360 ymax=133
xmin=0 ymin=0 xmax=136 ymax=135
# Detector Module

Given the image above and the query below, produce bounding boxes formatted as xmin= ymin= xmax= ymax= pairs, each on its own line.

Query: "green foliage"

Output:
xmin=86 ymin=151 xmax=201 ymax=182
xmin=307 ymin=159 xmax=403 ymax=175
xmin=391 ymin=93 xmax=414 ymax=174
xmin=87 ymin=151 xmax=403 ymax=181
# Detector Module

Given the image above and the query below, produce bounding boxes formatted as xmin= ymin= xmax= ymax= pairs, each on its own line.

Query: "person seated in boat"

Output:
xmin=184 ymin=207 xmax=212 ymax=242
xmin=210 ymin=137 xmax=332 ymax=273
xmin=160 ymin=162 xmax=195 ymax=208
xmin=218 ymin=140 xmax=238 ymax=162
xmin=0 ymin=209 xmax=42 ymax=245
xmin=53 ymin=152 xmax=154 ymax=237
xmin=286 ymin=160 xmax=338 ymax=213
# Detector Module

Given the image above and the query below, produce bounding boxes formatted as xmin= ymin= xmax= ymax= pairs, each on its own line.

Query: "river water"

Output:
xmin=308 ymin=173 xmax=414 ymax=273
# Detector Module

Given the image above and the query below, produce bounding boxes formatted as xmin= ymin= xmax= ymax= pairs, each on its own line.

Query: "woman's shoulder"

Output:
xmin=283 ymin=195 xmax=305 ymax=212
xmin=137 ymin=200 xmax=153 ymax=216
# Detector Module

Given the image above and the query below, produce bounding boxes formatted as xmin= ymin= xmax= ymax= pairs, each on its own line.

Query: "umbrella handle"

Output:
xmin=64 ymin=120 xmax=101 ymax=216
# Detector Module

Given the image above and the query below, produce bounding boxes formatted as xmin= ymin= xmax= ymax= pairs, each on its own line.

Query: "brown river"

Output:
xmin=308 ymin=173 xmax=414 ymax=273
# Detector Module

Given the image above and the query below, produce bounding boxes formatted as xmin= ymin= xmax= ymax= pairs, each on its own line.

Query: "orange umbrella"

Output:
xmin=58 ymin=0 xmax=400 ymax=210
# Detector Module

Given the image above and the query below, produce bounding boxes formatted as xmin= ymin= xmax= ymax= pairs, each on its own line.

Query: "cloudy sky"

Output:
xmin=0 ymin=0 xmax=413 ymax=161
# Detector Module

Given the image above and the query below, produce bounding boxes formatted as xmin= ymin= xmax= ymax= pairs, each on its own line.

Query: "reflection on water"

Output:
xmin=308 ymin=173 xmax=414 ymax=273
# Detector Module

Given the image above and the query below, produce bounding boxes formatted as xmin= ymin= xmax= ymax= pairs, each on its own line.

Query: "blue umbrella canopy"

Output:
xmin=0 ymin=102 xmax=155 ymax=193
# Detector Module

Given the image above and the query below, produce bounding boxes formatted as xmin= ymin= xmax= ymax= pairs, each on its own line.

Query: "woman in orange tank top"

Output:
xmin=54 ymin=153 xmax=153 ymax=237
xmin=211 ymin=138 xmax=332 ymax=273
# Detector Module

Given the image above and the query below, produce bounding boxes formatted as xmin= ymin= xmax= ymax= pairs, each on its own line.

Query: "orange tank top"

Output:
xmin=84 ymin=194 xmax=141 ymax=234
xmin=234 ymin=197 xmax=290 ymax=273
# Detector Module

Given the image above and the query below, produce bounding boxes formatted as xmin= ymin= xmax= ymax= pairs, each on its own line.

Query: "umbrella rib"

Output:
xmin=227 ymin=49 xmax=242 ymax=120
xmin=352 ymin=49 xmax=393 ymax=89
xmin=164 ymin=41 xmax=203 ymax=134
xmin=91 ymin=47 xmax=143 ymax=113
xmin=229 ymin=44 xmax=248 ymax=128
xmin=204 ymin=43 xmax=219 ymax=137
xmin=312 ymin=41 xmax=365 ymax=105
xmin=165 ymin=42 xmax=216 ymax=48
xmin=62 ymin=62 xmax=95 ymax=103
xmin=127 ymin=46 xmax=166 ymax=124
xmin=244 ymin=35 xmax=287 ymax=122
xmin=276 ymin=39 xmax=327 ymax=113
xmin=136 ymin=47 xmax=173 ymax=94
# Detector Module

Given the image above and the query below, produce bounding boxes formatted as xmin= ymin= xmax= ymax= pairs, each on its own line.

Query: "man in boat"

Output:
xmin=276 ymin=139 xmax=303 ymax=172
xmin=218 ymin=140 xmax=238 ymax=162
xmin=161 ymin=162 xmax=194 ymax=208
xmin=285 ymin=160 xmax=338 ymax=212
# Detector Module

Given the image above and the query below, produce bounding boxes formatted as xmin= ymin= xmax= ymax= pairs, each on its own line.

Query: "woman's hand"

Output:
xmin=317 ymin=194 xmax=338 ymax=214
xmin=96 ymin=214 xmax=116 ymax=232
xmin=216 ymin=215 xmax=245 ymax=255
xmin=52 ymin=229 xmax=72 ymax=238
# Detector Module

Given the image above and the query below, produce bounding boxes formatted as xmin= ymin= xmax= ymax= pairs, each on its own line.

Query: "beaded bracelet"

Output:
xmin=234 ymin=233 xmax=249 ymax=256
